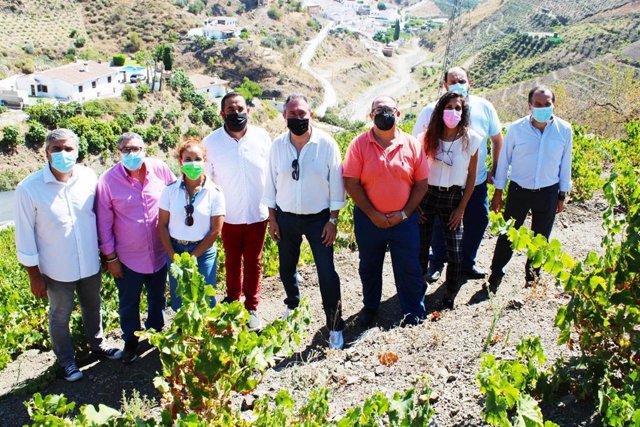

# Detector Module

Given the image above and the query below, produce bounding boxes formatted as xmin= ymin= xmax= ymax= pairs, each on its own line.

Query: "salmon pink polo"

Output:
xmin=343 ymin=129 xmax=429 ymax=214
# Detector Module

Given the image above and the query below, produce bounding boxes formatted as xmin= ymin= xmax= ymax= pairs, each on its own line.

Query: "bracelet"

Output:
xmin=105 ymin=256 xmax=119 ymax=263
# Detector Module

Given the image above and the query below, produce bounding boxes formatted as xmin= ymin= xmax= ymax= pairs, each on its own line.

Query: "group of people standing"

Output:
xmin=14 ymin=65 xmax=572 ymax=381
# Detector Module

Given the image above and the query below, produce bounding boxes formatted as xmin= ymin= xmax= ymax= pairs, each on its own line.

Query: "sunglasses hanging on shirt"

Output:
xmin=291 ymin=158 xmax=300 ymax=181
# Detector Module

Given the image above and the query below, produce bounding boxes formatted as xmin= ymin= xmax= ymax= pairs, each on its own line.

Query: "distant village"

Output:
xmin=0 ymin=0 xmax=448 ymax=109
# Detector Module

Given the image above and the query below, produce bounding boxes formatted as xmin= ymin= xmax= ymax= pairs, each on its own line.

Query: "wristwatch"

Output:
xmin=401 ymin=210 xmax=408 ymax=221
xmin=329 ymin=217 xmax=338 ymax=225
xmin=558 ymin=192 xmax=566 ymax=201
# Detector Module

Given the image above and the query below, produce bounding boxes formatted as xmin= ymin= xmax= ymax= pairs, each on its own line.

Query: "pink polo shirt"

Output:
xmin=343 ymin=129 xmax=429 ymax=214
xmin=96 ymin=158 xmax=176 ymax=274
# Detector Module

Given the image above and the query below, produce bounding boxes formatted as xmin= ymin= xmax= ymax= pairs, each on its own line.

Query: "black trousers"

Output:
xmin=490 ymin=182 xmax=559 ymax=281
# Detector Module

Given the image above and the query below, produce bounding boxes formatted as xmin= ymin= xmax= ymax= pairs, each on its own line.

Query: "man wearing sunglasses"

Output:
xmin=96 ymin=132 xmax=175 ymax=364
xmin=263 ymin=94 xmax=346 ymax=349
xmin=412 ymin=66 xmax=503 ymax=284
xmin=344 ymin=96 xmax=429 ymax=327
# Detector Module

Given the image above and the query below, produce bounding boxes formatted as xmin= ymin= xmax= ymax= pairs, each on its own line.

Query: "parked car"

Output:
xmin=129 ymin=74 xmax=146 ymax=83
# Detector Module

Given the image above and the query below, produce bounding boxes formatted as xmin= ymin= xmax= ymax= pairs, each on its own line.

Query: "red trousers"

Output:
xmin=221 ymin=221 xmax=268 ymax=311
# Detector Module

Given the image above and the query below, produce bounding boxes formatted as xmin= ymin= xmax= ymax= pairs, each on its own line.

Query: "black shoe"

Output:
xmin=463 ymin=266 xmax=487 ymax=280
xmin=442 ymin=295 xmax=455 ymax=310
xmin=221 ymin=296 xmax=233 ymax=304
xmin=122 ymin=348 xmax=138 ymax=364
xmin=358 ymin=308 xmax=377 ymax=328
xmin=487 ymin=273 xmax=503 ymax=293
xmin=424 ymin=265 xmax=444 ymax=283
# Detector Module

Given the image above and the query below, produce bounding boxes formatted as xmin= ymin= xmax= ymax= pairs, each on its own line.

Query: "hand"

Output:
xmin=416 ymin=205 xmax=427 ymax=224
xmin=321 ymin=221 xmax=337 ymax=246
xmin=29 ymin=274 xmax=47 ymax=299
xmin=487 ymin=174 xmax=495 ymax=186
xmin=490 ymin=192 xmax=503 ymax=213
xmin=269 ymin=219 xmax=281 ymax=242
xmin=370 ymin=211 xmax=391 ymax=229
xmin=385 ymin=211 xmax=403 ymax=227
xmin=106 ymin=259 xmax=124 ymax=279
xmin=556 ymin=199 xmax=565 ymax=213
xmin=448 ymin=206 xmax=465 ymax=230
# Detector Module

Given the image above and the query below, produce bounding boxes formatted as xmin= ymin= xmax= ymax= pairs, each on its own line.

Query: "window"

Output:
xmin=107 ymin=76 xmax=112 ymax=83
xmin=36 ymin=84 xmax=42 ymax=92
xmin=41 ymin=85 xmax=48 ymax=93
xmin=78 ymin=85 xmax=83 ymax=93
xmin=92 ymin=80 xmax=97 ymax=89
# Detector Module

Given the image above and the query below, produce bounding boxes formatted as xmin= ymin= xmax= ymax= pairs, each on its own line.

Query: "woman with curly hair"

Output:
xmin=419 ymin=91 xmax=482 ymax=309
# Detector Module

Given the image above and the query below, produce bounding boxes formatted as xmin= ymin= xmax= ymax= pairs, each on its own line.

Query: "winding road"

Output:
xmin=299 ymin=23 xmax=337 ymax=117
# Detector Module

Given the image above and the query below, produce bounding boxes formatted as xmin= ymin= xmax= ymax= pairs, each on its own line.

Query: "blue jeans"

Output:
xmin=354 ymin=207 xmax=425 ymax=323
xmin=430 ymin=181 xmax=489 ymax=271
xmin=114 ymin=263 xmax=167 ymax=345
xmin=276 ymin=207 xmax=344 ymax=331
xmin=167 ymin=240 xmax=217 ymax=311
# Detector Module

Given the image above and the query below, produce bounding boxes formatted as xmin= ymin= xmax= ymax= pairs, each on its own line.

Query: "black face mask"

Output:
xmin=374 ymin=111 xmax=396 ymax=131
xmin=287 ymin=118 xmax=310 ymax=136
xmin=224 ymin=112 xmax=248 ymax=132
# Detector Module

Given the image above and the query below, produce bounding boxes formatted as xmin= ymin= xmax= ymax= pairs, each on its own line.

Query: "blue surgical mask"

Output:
xmin=50 ymin=151 xmax=78 ymax=174
xmin=447 ymin=83 xmax=469 ymax=97
xmin=122 ymin=151 xmax=145 ymax=171
xmin=532 ymin=106 xmax=553 ymax=123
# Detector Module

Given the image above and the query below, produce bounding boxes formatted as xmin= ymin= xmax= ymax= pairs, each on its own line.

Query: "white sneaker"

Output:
xmin=248 ymin=310 xmax=262 ymax=331
xmin=329 ymin=330 xmax=344 ymax=350
xmin=281 ymin=307 xmax=293 ymax=320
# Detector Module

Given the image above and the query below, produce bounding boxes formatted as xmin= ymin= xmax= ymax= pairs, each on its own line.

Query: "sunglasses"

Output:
xmin=184 ymin=204 xmax=194 ymax=226
xmin=291 ymin=158 xmax=300 ymax=181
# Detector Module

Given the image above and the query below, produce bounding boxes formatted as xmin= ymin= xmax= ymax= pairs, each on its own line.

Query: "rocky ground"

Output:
xmin=0 ymin=198 xmax=606 ymax=426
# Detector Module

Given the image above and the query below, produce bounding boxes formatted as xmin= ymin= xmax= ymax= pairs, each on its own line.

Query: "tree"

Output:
xmin=162 ymin=44 xmax=174 ymax=71
xmin=112 ymin=54 xmax=126 ymax=66
xmin=1 ymin=125 xmax=21 ymax=151
xmin=393 ymin=19 xmax=400 ymax=41
xmin=122 ymin=85 xmax=138 ymax=102
xmin=236 ymin=77 xmax=263 ymax=104
xmin=127 ymin=32 xmax=143 ymax=52
xmin=267 ymin=7 xmax=282 ymax=20
xmin=377 ymin=2 xmax=387 ymax=10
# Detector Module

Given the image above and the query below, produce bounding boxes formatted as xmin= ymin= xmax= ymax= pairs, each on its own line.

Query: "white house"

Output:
xmin=204 ymin=16 xmax=238 ymax=27
xmin=188 ymin=74 xmax=229 ymax=99
xmin=15 ymin=61 xmax=123 ymax=102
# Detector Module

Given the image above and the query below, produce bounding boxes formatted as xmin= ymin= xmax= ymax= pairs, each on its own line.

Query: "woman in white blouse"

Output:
xmin=419 ymin=91 xmax=481 ymax=309
xmin=158 ymin=137 xmax=225 ymax=311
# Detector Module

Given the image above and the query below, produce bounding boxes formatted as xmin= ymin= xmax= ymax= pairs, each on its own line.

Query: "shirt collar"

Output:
xmin=178 ymin=175 xmax=211 ymax=190
xmin=43 ymin=162 xmax=75 ymax=184
xmin=366 ymin=128 xmax=404 ymax=147
xmin=283 ymin=126 xmax=318 ymax=145
xmin=223 ymin=124 xmax=250 ymax=142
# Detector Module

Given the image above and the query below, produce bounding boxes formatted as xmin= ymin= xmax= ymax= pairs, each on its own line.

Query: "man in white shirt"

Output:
xmin=263 ymin=94 xmax=346 ymax=349
xmin=203 ymin=92 xmax=271 ymax=331
xmin=413 ymin=67 xmax=503 ymax=282
xmin=14 ymin=129 xmax=121 ymax=382
xmin=488 ymin=85 xmax=572 ymax=291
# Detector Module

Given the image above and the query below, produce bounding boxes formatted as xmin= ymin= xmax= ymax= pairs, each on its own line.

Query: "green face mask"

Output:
xmin=181 ymin=161 xmax=204 ymax=180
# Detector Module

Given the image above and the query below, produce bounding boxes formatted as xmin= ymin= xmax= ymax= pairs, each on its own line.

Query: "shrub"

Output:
xmin=133 ymin=105 xmax=148 ymax=123
xmin=239 ymin=28 xmax=250 ymax=40
xmin=112 ymin=54 xmax=126 ymax=66
xmin=184 ymin=126 xmax=201 ymax=137
xmin=188 ymin=0 xmax=206 ymax=14
xmin=122 ymin=85 xmax=138 ymax=102
xmin=236 ymin=77 xmax=263 ymax=104
xmin=115 ymin=113 xmax=134 ymax=132
xmin=188 ymin=109 xmax=203 ymax=125
xmin=161 ymin=130 xmax=179 ymax=150
xmin=25 ymin=121 xmax=47 ymax=148
xmin=267 ymin=6 xmax=282 ymax=20
xmin=73 ymin=37 xmax=86 ymax=48
xmin=145 ymin=125 xmax=163 ymax=143
xmin=0 ymin=125 xmax=21 ymax=151
xmin=202 ymin=104 xmax=223 ymax=129
xmin=137 ymin=83 xmax=150 ymax=98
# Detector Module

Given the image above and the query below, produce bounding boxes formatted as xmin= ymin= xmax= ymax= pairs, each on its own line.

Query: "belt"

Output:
xmin=276 ymin=206 xmax=330 ymax=218
xmin=511 ymin=182 xmax=558 ymax=192
xmin=430 ymin=185 xmax=462 ymax=192
xmin=171 ymin=238 xmax=201 ymax=245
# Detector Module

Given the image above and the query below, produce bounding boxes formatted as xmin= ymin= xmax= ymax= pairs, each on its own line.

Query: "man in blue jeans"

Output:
xmin=413 ymin=67 xmax=503 ymax=282
xmin=263 ymin=94 xmax=346 ymax=350
xmin=344 ymin=96 xmax=429 ymax=327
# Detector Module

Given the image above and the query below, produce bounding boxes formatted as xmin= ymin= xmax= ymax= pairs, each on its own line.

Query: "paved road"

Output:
xmin=299 ymin=23 xmax=337 ymax=117
xmin=0 ymin=191 xmax=15 ymax=225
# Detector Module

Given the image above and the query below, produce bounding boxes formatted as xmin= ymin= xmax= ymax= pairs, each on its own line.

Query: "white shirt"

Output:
xmin=263 ymin=127 xmax=346 ymax=214
xmin=425 ymin=129 xmax=482 ymax=188
xmin=203 ymin=125 xmax=271 ymax=225
xmin=412 ymin=95 xmax=502 ymax=185
xmin=159 ymin=177 xmax=226 ymax=241
xmin=14 ymin=164 xmax=100 ymax=282
xmin=494 ymin=115 xmax=572 ymax=192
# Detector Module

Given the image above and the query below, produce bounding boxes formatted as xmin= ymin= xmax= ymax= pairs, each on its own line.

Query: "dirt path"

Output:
xmin=0 ymin=198 xmax=607 ymax=426
xmin=299 ymin=23 xmax=337 ymax=117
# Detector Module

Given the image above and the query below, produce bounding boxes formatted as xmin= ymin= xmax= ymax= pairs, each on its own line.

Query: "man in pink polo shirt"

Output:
xmin=344 ymin=95 xmax=429 ymax=327
xmin=96 ymin=132 xmax=175 ymax=363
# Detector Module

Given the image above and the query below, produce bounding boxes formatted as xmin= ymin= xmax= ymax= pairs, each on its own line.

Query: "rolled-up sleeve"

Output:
xmin=328 ymin=140 xmax=346 ymax=211
xmin=14 ymin=185 xmax=39 ymax=267
xmin=493 ymin=125 xmax=513 ymax=190
xmin=261 ymin=140 xmax=278 ymax=209
xmin=559 ymin=128 xmax=573 ymax=192
xmin=95 ymin=177 xmax=115 ymax=255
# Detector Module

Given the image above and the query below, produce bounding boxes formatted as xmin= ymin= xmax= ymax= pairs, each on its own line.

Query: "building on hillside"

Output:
xmin=13 ymin=61 xmax=123 ymax=102
xmin=307 ymin=4 xmax=322 ymax=15
xmin=188 ymin=74 xmax=229 ymax=99
xmin=204 ymin=16 xmax=238 ymax=27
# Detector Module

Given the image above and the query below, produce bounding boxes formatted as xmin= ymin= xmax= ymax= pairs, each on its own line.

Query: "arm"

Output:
xmin=95 ymin=178 xmax=123 ymax=278
xmin=14 ymin=186 xmax=46 ymax=298
xmin=191 ymin=215 xmax=224 ymax=258
xmin=322 ymin=140 xmax=346 ymax=246
xmin=491 ymin=127 xmax=513 ymax=212
xmin=386 ymin=178 xmax=429 ymax=226
xmin=557 ymin=128 xmax=573 ymax=213
xmin=449 ymin=151 xmax=478 ymax=230
xmin=157 ymin=209 xmax=175 ymax=259
xmin=344 ymin=177 xmax=390 ymax=228
xmin=268 ymin=207 xmax=280 ymax=242
xmin=412 ymin=106 xmax=431 ymax=138
xmin=487 ymin=132 xmax=504 ymax=185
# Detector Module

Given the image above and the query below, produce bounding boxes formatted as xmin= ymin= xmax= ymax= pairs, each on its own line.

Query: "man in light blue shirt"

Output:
xmin=487 ymin=85 xmax=572 ymax=291
xmin=413 ymin=67 xmax=503 ymax=282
